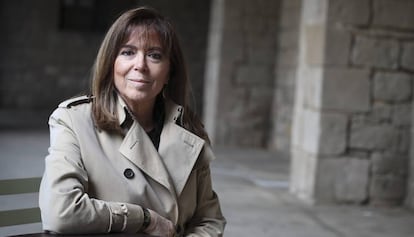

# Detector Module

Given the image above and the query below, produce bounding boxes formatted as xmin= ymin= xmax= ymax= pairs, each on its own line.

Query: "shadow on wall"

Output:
xmin=0 ymin=0 xmax=211 ymax=129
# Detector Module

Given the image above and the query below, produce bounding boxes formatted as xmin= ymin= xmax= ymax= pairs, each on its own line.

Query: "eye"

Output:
xmin=119 ymin=49 xmax=135 ymax=56
xmin=147 ymin=52 xmax=163 ymax=61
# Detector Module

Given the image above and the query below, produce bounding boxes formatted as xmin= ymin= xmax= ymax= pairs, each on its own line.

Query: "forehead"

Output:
xmin=123 ymin=25 xmax=162 ymax=48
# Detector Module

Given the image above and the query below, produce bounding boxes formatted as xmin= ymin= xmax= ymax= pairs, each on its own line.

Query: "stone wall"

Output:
xmin=204 ymin=0 xmax=280 ymax=146
xmin=0 ymin=0 xmax=102 ymax=127
xmin=0 ymin=0 xmax=139 ymax=127
xmin=3 ymin=0 xmax=414 ymax=209
xmin=0 ymin=0 xmax=210 ymax=127
xmin=290 ymin=0 xmax=414 ymax=206
xmin=269 ymin=0 xmax=302 ymax=153
xmin=336 ymin=0 xmax=414 ymax=206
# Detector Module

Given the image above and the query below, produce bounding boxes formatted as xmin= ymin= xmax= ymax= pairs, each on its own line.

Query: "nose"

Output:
xmin=134 ymin=52 xmax=147 ymax=71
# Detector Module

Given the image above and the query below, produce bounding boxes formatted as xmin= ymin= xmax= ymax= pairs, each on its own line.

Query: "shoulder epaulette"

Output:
xmin=58 ymin=95 xmax=93 ymax=108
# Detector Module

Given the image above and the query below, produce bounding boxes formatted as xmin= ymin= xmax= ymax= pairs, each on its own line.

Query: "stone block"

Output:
xmin=290 ymin=148 xmax=318 ymax=203
xmin=373 ymin=72 xmax=412 ymax=103
xmin=248 ymin=88 xmax=274 ymax=116
xmin=392 ymin=104 xmax=412 ymax=127
xmin=305 ymin=24 xmax=325 ymax=66
xmin=351 ymin=36 xmax=399 ymax=69
xmin=373 ymin=0 xmax=414 ymax=30
xmin=398 ymin=129 xmax=410 ymax=155
xmin=350 ymin=122 xmax=399 ymax=150
xmin=222 ymin=30 xmax=245 ymax=61
xmin=406 ymin=184 xmax=414 ymax=208
xmin=408 ymin=138 xmax=414 ymax=208
xmin=334 ymin=158 xmax=370 ymax=203
xmin=401 ymin=42 xmax=414 ymax=71
xmin=369 ymin=174 xmax=406 ymax=204
xmin=247 ymin=36 xmax=277 ymax=64
xmin=276 ymin=49 xmax=299 ymax=68
xmin=324 ymin=28 xmax=351 ymax=66
xmin=271 ymin=117 xmax=292 ymax=152
xmin=321 ymin=68 xmax=370 ymax=112
xmin=235 ymin=64 xmax=273 ymax=86
xmin=279 ymin=6 xmax=301 ymax=30
xmin=278 ymin=30 xmax=300 ymax=51
xmin=302 ymin=0 xmax=328 ymax=25
xmin=301 ymin=108 xmax=321 ymax=154
xmin=275 ymin=69 xmax=297 ymax=104
xmin=314 ymin=158 xmax=339 ymax=202
xmin=371 ymin=152 xmax=408 ymax=176
xmin=328 ymin=0 xmax=370 ymax=25
xmin=282 ymin=0 xmax=302 ymax=9
xmin=223 ymin=87 xmax=273 ymax=147
xmin=314 ymin=158 xmax=369 ymax=203
xmin=319 ymin=112 xmax=347 ymax=155
xmin=372 ymin=102 xmax=392 ymax=123
xmin=303 ymin=67 xmax=324 ymax=109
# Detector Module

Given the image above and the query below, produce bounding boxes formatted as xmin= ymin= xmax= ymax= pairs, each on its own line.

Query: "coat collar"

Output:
xmin=116 ymin=95 xmax=183 ymax=126
xmin=117 ymin=95 xmax=205 ymax=196
xmin=116 ymin=95 xmax=128 ymax=126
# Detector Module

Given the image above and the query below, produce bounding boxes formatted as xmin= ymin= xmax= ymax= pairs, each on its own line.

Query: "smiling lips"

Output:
xmin=127 ymin=78 xmax=153 ymax=84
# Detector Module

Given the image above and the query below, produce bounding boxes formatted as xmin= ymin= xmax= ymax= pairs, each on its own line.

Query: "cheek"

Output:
xmin=159 ymin=63 xmax=171 ymax=84
xmin=114 ymin=59 xmax=126 ymax=76
xmin=113 ymin=60 xmax=127 ymax=89
xmin=113 ymin=74 xmax=123 ymax=91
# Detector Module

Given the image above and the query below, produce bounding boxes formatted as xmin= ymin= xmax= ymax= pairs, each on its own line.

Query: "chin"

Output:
xmin=126 ymin=93 xmax=155 ymax=103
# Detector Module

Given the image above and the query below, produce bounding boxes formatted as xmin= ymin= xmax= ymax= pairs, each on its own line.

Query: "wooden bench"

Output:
xmin=0 ymin=177 xmax=42 ymax=236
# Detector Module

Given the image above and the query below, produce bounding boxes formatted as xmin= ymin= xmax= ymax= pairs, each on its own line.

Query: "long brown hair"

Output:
xmin=91 ymin=7 xmax=209 ymax=142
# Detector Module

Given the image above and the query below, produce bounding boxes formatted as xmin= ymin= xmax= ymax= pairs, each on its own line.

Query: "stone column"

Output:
xmin=291 ymin=0 xmax=414 ymax=205
xmin=204 ymin=0 xmax=279 ymax=147
xmin=269 ymin=0 xmax=302 ymax=153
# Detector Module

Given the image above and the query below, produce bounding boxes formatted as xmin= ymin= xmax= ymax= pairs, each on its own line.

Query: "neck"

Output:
xmin=126 ymin=98 xmax=156 ymax=132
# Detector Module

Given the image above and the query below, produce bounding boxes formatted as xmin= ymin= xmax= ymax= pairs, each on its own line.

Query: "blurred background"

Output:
xmin=1 ymin=0 xmax=414 ymax=236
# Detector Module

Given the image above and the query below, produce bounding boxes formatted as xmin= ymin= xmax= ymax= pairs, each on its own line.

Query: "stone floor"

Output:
xmin=1 ymin=130 xmax=414 ymax=237
xmin=212 ymin=147 xmax=414 ymax=237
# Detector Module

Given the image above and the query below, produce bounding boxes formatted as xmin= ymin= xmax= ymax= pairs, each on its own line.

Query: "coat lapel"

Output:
xmin=159 ymin=123 xmax=204 ymax=196
xmin=117 ymin=97 xmax=205 ymax=197
xmin=158 ymin=104 xmax=205 ymax=196
xmin=118 ymin=121 xmax=173 ymax=192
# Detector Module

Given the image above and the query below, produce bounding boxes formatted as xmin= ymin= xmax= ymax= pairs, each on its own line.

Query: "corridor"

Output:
xmin=1 ymin=130 xmax=413 ymax=236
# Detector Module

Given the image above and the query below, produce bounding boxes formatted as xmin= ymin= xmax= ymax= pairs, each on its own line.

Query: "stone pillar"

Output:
xmin=269 ymin=0 xmax=302 ymax=153
xmin=204 ymin=0 xmax=279 ymax=147
xmin=291 ymin=0 xmax=414 ymax=205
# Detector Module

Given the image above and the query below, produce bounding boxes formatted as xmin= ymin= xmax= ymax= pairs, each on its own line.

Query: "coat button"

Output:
xmin=124 ymin=168 xmax=135 ymax=179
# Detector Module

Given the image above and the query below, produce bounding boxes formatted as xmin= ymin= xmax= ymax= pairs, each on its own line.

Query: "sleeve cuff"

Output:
xmin=107 ymin=202 xmax=143 ymax=233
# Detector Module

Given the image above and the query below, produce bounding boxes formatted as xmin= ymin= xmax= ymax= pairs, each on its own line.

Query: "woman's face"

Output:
xmin=114 ymin=26 xmax=170 ymax=107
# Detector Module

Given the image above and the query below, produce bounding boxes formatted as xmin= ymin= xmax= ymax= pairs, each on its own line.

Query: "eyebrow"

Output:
xmin=121 ymin=44 xmax=164 ymax=52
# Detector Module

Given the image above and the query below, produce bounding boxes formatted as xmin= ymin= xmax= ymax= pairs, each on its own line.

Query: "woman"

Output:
xmin=39 ymin=7 xmax=226 ymax=237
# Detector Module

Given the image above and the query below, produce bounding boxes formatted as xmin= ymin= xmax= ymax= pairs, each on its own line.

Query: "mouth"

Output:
xmin=127 ymin=78 xmax=152 ymax=84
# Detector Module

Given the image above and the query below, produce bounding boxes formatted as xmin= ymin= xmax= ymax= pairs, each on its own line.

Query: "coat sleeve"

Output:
xmin=39 ymin=108 xmax=145 ymax=234
xmin=184 ymin=145 xmax=226 ymax=237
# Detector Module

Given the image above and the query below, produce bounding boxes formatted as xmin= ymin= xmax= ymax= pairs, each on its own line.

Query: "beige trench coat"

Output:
xmin=39 ymin=95 xmax=226 ymax=237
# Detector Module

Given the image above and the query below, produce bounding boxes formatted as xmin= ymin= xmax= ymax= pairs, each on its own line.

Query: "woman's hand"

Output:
xmin=144 ymin=209 xmax=175 ymax=237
